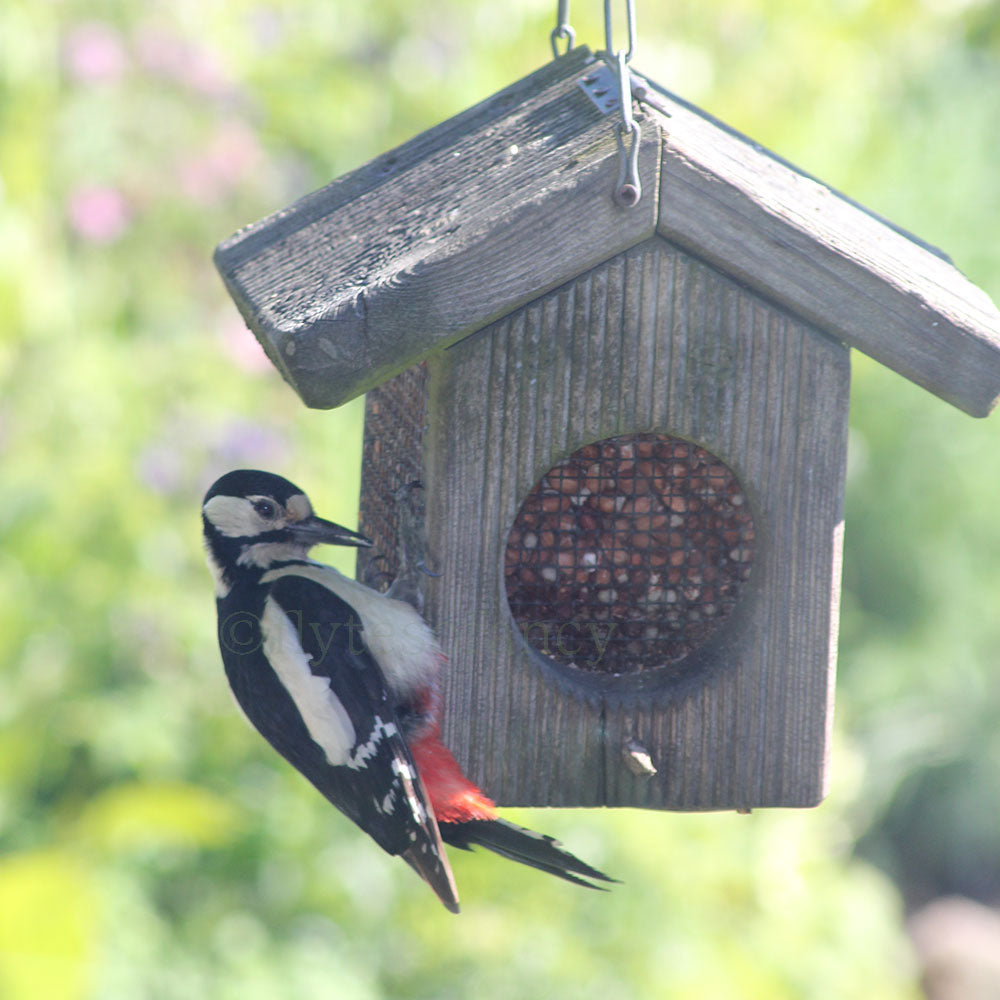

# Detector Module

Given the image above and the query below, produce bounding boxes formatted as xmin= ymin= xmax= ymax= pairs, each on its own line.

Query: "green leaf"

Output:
xmin=78 ymin=781 xmax=240 ymax=853
xmin=0 ymin=849 xmax=97 ymax=1000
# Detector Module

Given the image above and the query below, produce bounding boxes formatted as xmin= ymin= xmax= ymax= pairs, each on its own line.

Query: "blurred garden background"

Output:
xmin=2 ymin=0 xmax=1000 ymax=997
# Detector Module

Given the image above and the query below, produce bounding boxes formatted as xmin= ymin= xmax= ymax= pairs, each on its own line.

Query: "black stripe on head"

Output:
xmin=203 ymin=470 xmax=306 ymax=507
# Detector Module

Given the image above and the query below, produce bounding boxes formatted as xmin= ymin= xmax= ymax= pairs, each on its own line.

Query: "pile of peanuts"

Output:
xmin=504 ymin=434 xmax=755 ymax=674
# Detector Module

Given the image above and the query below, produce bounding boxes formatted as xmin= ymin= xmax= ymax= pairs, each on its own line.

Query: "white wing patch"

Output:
xmin=260 ymin=597 xmax=404 ymax=775
xmin=261 ymin=596 xmax=356 ymax=766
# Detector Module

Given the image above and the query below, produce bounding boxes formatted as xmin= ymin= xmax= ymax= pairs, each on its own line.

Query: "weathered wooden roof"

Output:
xmin=216 ymin=47 xmax=1000 ymax=416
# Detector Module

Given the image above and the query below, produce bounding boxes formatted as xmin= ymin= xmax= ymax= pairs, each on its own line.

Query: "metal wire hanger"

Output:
xmin=550 ymin=1 xmax=642 ymax=207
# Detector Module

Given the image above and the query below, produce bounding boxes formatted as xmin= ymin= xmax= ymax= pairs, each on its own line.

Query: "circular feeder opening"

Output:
xmin=504 ymin=433 xmax=755 ymax=676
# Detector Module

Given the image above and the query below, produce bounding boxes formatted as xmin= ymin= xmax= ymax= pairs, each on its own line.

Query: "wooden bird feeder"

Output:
xmin=215 ymin=48 xmax=1000 ymax=812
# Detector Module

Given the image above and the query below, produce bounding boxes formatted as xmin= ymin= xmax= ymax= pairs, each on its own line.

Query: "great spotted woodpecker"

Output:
xmin=202 ymin=469 xmax=614 ymax=912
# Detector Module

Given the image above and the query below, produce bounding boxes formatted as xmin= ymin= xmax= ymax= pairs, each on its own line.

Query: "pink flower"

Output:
xmin=178 ymin=122 xmax=263 ymax=204
xmin=218 ymin=313 xmax=273 ymax=374
xmin=133 ymin=23 xmax=229 ymax=96
xmin=67 ymin=185 xmax=131 ymax=243
xmin=64 ymin=22 xmax=127 ymax=83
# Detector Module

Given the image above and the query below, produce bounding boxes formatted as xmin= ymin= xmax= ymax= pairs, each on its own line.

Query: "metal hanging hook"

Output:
xmin=550 ymin=0 xmax=576 ymax=58
xmin=550 ymin=0 xmax=642 ymax=205
xmin=614 ymin=47 xmax=635 ymax=136
xmin=615 ymin=122 xmax=642 ymax=207
xmin=604 ymin=0 xmax=637 ymax=64
xmin=607 ymin=3 xmax=641 ymax=208
xmin=613 ymin=48 xmax=641 ymax=207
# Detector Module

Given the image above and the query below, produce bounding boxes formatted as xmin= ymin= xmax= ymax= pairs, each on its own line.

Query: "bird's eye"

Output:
xmin=253 ymin=499 xmax=278 ymax=519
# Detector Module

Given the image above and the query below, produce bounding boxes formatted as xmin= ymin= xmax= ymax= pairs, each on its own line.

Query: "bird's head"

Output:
xmin=202 ymin=469 xmax=372 ymax=594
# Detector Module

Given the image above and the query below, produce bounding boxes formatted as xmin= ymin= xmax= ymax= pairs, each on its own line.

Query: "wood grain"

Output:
xmin=641 ymin=82 xmax=1000 ymax=417
xmin=423 ymin=237 xmax=849 ymax=810
xmin=217 ymin=53 xmax=1000 ymax=417
xmin=215 ymin=48 xmax=660 ymax=409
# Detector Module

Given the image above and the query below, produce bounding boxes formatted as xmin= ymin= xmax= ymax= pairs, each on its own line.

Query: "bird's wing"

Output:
xmin=258 ymin=571 xmax=459 ymax=911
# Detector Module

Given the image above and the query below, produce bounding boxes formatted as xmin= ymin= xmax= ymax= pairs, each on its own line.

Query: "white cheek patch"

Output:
xmin=261 ymin=597 xmax=356 ymax=766
xmin=203 ymin=495 xmax=263 ymax=538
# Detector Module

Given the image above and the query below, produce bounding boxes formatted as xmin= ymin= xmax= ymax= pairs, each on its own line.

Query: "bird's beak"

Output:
xmin=291 ymin=515 xmax=373 ymax=549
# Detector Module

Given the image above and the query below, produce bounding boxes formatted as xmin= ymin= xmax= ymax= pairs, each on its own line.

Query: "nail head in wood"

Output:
xmin=623 ymin=739 xmax=657 ymax=777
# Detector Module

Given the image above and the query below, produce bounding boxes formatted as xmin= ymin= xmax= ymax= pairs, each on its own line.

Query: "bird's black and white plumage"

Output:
xmin=202 ymin=469 xmax=615 ymax=913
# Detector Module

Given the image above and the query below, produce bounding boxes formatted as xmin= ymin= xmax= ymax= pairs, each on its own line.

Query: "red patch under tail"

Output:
xmin=409 ymin=722 xmax=498 ymax=825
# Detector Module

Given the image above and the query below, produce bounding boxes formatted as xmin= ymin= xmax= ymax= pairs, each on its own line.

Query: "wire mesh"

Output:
xmin=357 ymin=363 xmax=428 ymax=591
xmin=504 ymin=433 xmax=755 ymax=674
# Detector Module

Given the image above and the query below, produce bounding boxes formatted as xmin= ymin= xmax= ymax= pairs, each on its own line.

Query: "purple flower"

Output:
xmin=136 ymin=444 xmax=185 ymax=496
xmin=214 ymin=420 xmax=290 ymax=467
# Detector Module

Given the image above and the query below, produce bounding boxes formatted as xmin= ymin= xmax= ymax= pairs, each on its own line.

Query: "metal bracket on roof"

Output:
xmin=577 ymin=61 xmax=671 ymax=119
xmin=577 ymin=62 xmax=622 ymax=114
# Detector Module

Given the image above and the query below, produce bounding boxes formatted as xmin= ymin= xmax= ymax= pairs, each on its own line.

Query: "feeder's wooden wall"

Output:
xmin=423 ymin=237 xmax=849 ymax=811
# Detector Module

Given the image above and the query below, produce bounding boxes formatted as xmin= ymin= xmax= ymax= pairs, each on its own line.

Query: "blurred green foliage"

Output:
xmin=1 ymin=0 xmax=998 ymax=996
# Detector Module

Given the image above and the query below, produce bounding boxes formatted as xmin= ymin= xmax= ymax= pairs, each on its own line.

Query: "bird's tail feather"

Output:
xmin=440 ymin=817 xmax=617 ymax=890
xmin=400 ymin=844 xmax=461 ymax=913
